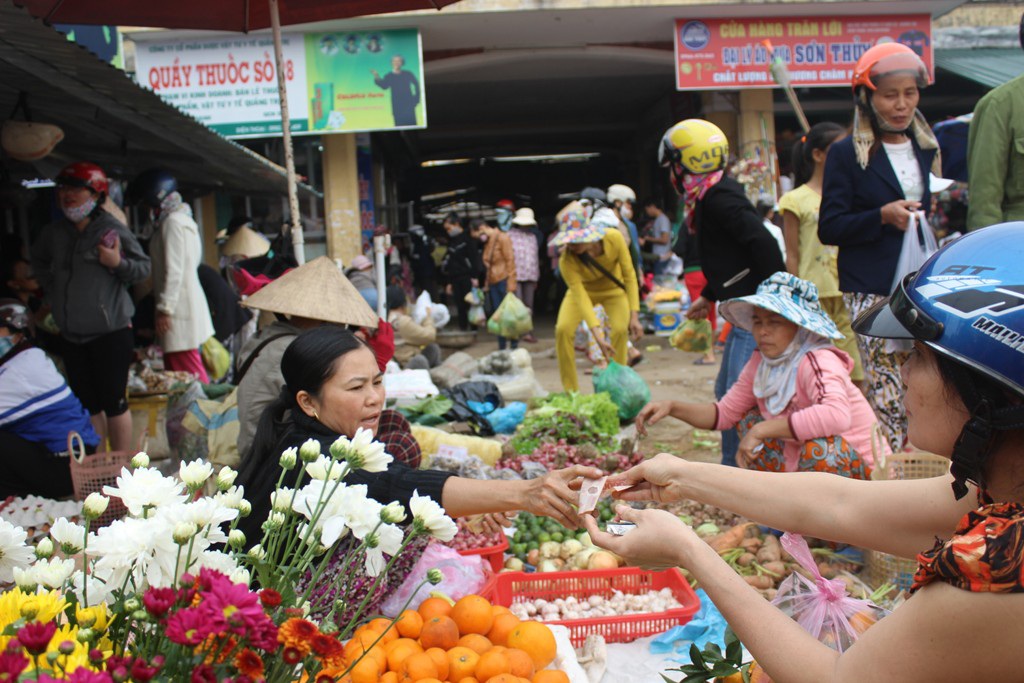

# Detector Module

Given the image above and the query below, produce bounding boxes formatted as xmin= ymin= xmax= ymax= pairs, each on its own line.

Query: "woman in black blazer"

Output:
xmin=819 ymin=42 xmax=942 ymax=453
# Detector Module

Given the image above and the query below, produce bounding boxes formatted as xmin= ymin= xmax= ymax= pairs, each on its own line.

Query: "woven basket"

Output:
xmin=864 ymin=448 xmax=950 ymax=591
xmin=67 ymin=432 xmax=142 ymax=528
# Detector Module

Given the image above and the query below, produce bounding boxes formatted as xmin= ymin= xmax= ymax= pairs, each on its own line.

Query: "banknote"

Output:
xmin=606 ymin=522 xmax=637 ymax=536
xmin=579 ymin=475 xmax=609 ymax=515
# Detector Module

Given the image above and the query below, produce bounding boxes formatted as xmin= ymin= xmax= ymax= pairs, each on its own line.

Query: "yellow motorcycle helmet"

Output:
xmin=659 ymin=119 xmax=729 ymax=191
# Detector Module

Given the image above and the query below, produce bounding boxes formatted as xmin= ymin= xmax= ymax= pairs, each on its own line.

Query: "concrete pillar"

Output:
xmin=321 ymin=133 xmax=362 ymax=265
xmin=738 ymin=89 xmax=775 ymax=156
xmin=196 ymin=193 xmax=219 ymax=267
xmin=700 ymin=91 xmax=739 ymax=156
xmin=737 ymin=89 xmax=778 ymax=198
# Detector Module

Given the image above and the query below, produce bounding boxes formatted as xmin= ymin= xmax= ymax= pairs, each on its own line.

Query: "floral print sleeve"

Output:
xmin=911 ymin=499 xmax=1024 ymax=594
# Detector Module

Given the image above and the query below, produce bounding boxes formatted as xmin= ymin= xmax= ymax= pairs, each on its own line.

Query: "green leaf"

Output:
xmin=725 ymin=633 xmax=743 ymax=664
xmin=705 ymin=642 xmax=723 ymax=660
xmin=689 ymin=643 xmax=707 ymax=668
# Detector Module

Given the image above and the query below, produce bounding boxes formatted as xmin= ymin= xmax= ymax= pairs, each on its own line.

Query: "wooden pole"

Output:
xmin=269 ymin=0 xmax=305 ymax=264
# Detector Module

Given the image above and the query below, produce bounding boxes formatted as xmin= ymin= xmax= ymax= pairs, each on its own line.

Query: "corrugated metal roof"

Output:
xmin=936 ymin=48 xmax=1024 ymax=89
xmin=0 ymin=2 xmax=312 ymax=196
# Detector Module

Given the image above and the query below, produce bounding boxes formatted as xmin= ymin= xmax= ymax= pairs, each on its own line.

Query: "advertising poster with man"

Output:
xmin=305 ymin=28 xmax=426 ymax=133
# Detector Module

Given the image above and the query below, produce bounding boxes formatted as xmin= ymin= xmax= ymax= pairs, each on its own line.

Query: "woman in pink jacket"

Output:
xmin=637 ymin=271 xmax=886 ymax=479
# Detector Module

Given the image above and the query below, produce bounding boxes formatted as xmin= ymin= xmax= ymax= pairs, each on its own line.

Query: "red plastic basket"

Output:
xmin=457 ymin=535 xmax=509 ymax=574
xmin=482 ymin=567 xmax=700 ymax=647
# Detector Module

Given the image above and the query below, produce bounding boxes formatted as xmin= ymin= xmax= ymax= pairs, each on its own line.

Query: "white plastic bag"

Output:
xmin=891 ymin=211 xmax=938 ymax=293
xmin=430 ymin=302 xmax=451 ymax=329
xmin=412 ymin=291 xmax=432 ymax=324
xmin=664 ymin=253 xmax=684 ymax=277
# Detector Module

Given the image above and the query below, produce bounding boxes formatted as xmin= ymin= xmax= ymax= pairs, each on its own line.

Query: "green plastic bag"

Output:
xmin=593 ymin=361 xmax=651 ymax=421
xmin=670 ymin=318 xmax=713 ymax=353
xmin=486 ymin=292 xmax=533 ymax=339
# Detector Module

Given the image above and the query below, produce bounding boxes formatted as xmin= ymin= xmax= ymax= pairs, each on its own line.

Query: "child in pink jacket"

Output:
xmin=637 ymin=272 xmax=887 ymax=479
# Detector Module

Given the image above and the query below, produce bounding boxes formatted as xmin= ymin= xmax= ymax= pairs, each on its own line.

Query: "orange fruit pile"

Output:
xmin=331 ymin=594 xmax=566 ymax=683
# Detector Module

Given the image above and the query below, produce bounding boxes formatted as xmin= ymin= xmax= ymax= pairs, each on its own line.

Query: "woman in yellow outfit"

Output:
xmin=553 ymin=208 xmax=643 ymax=391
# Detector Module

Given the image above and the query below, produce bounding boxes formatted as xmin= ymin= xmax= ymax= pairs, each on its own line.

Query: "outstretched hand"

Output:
xmin=606 ymin=452 xmax=688 ymax=505
xmin=522 ymin=464 xmax=605 ymax=529
xmin=583 ymin=505 xmax=692 ymax=570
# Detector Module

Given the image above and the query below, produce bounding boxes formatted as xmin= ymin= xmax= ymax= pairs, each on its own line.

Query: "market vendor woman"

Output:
xmin=637 ymin=271 xmax=884 ymax=478
xmin=590 ymin=223 xmax=1024 ymax=682
xmin=553 ymin=207 xmax=643 ymax=392
xmin=237 ymin=326 xmax=600 ymax=613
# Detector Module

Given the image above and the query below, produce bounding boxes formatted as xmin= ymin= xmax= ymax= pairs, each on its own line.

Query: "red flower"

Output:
xmin=258 ymin=588 xmax=282 ymax=608
xmin=0 ymin=651 xmax=29 ymax=680
xmin=165 ymin=608 xmax=210 ymax=646
xmin=247 ymin=618 xmax=280 ymax=653
xmin=311 ymin=633 xmax=344 ymax=664
xmin=130 ymin=655 xmax=164 ymax=683
xmin=281 ymin=646 xmax=305 ymax=665
xmin=202 ymin=576 xmax=265 ymax=635
xmin=190 ymin=664 xmax=216 ymax=683
xmin=39 ymin=670 xmax=113 ymax=683
xmin=234 ymin=649 xmax=264 ymax=679
xmin=16 ymin=622 xmax=56 ymax=655
xmin=142 ymin=587 xmax=178 ymax=619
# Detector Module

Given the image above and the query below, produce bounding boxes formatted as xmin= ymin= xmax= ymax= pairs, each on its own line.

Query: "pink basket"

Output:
xmin=67 ymin=432 xmax=136 ymax=528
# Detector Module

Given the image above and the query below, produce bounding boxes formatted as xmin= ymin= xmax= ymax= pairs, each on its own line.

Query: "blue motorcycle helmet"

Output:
xmin=853 ymin=222 xmax=1024 ymax=499
xmin=127 ymin=168 xmax=178 ymax=209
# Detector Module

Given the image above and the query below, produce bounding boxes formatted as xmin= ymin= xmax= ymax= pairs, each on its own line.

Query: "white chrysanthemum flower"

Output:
xmin=381 ymin=501 xmax=407 ymax=524
xmin=90 ymin=515 xmax=180 ymax=589
xmin=299 ymin=438 xmax=322 ymax=462
xmin=305 ymin=453 xmax=343 ymax=481
xmin=247 ymin=544 xmax=267 ymax=561
xmin=173 ymin=522 xmax=199 ymax=545
xmin=215 ymin=466 xmax=238 ymax=491
xmin=171 ymin=498 xmax=238 ymax=544
xmin=330 ymin=428 xmax=392 ymax=473
xmin=82 ymin=492 xmax=109 ymax=520
xmin=32 ymin=557 xmax=76 ymax=589
xmin=131 ymin=452 xmax=150 ymax=469
xmin=227 ymin=529 xmax=246 ymax=549
xmin=279 ymin=447 xmax=298 ymax=469
xmin=179 ymin=460 xmax=214 ymax=490
xmin=365 ymin=523 xmax=404 ymax=577
xmin=103 ymin=467 xmax=187 ymax=517
xmin=50 ymin=517 xmax=86 ymax=554
xmin=193 ymin=549 xmax=238 ymax=576
xmin=12 ymin=565 xmax=36 ymax=591
xmin=0 ymin=519 xmax=34 ymax=583
xmin=270 ymin=488 xmax=295 ymax=513
xmin=229 ymin=566 xmax=251 ymax=586
xmin=70 ymin=570 xmax=110 ymax=608
xmin=215 ymin=485 xmax=246 ymax=510
xmin=34 ymin=537 xmax=54 ymax=559
xmin=409 ymin=490 xmax=457 ymax=542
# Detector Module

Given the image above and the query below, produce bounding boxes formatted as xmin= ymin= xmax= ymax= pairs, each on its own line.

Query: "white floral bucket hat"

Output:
xmin=719 ymin=271 xmax=843 ymax=339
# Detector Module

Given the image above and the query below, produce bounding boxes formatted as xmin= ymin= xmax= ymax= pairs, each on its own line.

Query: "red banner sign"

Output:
xmin=674 ymin=15 xmax=932 ymax=90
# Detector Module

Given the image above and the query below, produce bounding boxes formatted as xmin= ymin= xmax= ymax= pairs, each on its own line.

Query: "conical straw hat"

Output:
xmin=222 ymin=226 xmax=271 ymax=258
xmin=241 ymin=256 xmax=379 ymax=327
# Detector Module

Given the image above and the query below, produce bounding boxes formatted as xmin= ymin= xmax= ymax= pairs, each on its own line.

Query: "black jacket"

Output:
xmin=440 ymin=231 xmax=483 ymax=283
xmin=693 ymin=177 xmax=785 ymax=301
xmin=236 ymin=410 xmax=453 ymax=546
xmin=819 ymin=135 xmax=936 ymax=295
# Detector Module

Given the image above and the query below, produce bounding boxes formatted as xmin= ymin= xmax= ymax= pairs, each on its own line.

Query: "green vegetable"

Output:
xmin=533 ymin=391 xmax=621 ymax=435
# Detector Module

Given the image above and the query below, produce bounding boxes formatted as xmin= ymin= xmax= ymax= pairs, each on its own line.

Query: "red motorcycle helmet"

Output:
xmin=55 ymin=162 xmax=109 ymax=196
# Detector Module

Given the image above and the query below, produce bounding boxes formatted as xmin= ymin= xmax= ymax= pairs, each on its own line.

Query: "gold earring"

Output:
xmin=312 ymin=410 xmax=320 ymax=421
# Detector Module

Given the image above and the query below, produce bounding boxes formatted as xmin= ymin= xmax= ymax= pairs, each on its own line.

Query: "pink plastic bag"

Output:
xmin=380 ymin=542 xmax=488 ymax=617
xmin=771 ymin=533 xmax=889 ymax=653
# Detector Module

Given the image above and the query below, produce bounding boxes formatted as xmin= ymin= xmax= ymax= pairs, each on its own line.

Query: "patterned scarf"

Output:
xmin=852 ymin=93 xmax=941 ymax=176
xmin=157 ymin=191 xmax=193 ymax=220
xmin=683 ymin=170 xmax=724 ymax=234
xmin=753 ymin=328 xmax=833 ymax=416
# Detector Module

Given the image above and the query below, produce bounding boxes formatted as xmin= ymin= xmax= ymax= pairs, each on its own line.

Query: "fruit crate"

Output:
xmin=482 ymin=567 xmax=700 ymax=647
xmin=456 ymin=535 xmax=509 ymax=574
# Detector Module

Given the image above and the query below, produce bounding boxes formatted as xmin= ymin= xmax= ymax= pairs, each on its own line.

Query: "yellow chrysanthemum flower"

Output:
xmin=0 ymin=589 xmax=68 ymax=649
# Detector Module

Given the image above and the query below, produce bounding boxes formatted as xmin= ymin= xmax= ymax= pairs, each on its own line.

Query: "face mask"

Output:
xmin=0 ymin=336 xmax=14 ymax=359
xmin=620 ymin=205 xmax=633 ymax=220
xmin=62 ymin=197 xmax=98 ymax=224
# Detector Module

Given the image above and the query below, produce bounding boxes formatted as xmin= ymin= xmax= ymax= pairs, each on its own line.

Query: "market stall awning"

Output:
xmin=0 ymin=2 xmax=312 ymax=195
xmin=936 ymin=48 xmax=1024 ymax=89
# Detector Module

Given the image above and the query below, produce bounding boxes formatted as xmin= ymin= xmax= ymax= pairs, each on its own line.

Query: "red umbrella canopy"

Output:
xmin=14 ymin=0 xmax=461 ymax=31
